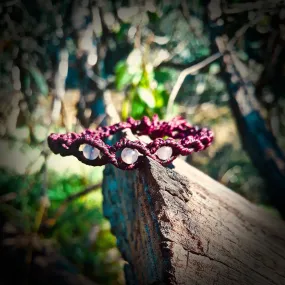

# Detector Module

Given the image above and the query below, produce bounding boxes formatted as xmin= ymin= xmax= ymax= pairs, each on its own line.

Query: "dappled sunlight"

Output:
xmin=1 ymin=0 xmax=284 ymax=284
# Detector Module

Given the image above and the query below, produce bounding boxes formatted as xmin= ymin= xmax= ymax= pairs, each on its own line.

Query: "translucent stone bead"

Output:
xmin=156 ymin=146 xmax=172 ymax=160
xmin=121 ymin=148 xmax=139 ymax=164
xmin=82 ymin=144 xmax=100 ymax=160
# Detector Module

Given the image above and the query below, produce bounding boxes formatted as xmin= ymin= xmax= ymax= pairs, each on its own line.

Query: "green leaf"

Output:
xmin=21 ymin=72 xmax=31 ymax=90
xmin=154 ymin=70 xmax=171 ymax=83
xmin=121 ymin=97 xmax=130 ymax=121
xmin=48 ymin=188 xmax=67 ymax=200
xmin=115 ymin=23 xmax=131 ymax=41
xmin=154 ymin=87 xmax=168 ymax=108
xmin=130 ymin=99 xmax=146 ymax=119
xmin=197 ymin=47 xmax=210 ymax=57
xmin=29 ymin=66 xmax=49 ymax=96
xmin=147 ymin=11 xmax=160 ymax=23
xmin=137 ymin=87 xmax=155 ymax=108
xmin=115 ymin=61 xmax=133 ymax=90
xmin=132 ymin=72 xmax=142 ymax=85
xmin=209 ymin=63 xmax=220 ymax=75
xmin=237 ymin=50 xmax=249 ymax=61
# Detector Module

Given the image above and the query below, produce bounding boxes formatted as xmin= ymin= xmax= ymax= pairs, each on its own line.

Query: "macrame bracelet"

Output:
xmin=47 ymin=114 xmax=214 ymax=170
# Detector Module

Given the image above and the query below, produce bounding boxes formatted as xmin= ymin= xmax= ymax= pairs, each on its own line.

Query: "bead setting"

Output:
xmin=48 ymin=114 xmax=214 ymax=170
xmin=82 ymin=144 xmax=100 ymax=160
xmin=121 ymin=147 xmax=139 ymax=164
xmin=156 ymin=146 xmax=173 ymax=161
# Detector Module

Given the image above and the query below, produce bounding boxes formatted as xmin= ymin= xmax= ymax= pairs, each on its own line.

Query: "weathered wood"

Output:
xmin=102 ymin=131 xmax=285 ymax=285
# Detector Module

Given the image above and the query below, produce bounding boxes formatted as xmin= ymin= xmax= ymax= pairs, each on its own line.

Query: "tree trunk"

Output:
xmin=102 ymin=131 xmax=285 ymax=285
xmin=205 ymin=0 xmax=285 ymax=218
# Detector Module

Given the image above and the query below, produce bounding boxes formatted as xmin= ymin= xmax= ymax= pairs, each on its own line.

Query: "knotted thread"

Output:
xmin=47 ymin=114 xmax=214 ymax=170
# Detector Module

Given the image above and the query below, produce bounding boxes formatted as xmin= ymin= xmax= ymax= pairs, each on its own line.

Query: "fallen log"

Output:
xmin=102 ymin=130 xmax=285 ymax=285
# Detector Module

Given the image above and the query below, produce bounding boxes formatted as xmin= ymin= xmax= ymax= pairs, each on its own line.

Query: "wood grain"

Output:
xmin=102 ymin=132 xmax=285 ymax=285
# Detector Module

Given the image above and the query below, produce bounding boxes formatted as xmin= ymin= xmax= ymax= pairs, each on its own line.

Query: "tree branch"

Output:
xmin=43 ymin=182 xmax=102 ymax=228
xmin=166 ymin=52 xmax=221 ymax=117
xmin=166 ymin=11 xmax=267 ymax=117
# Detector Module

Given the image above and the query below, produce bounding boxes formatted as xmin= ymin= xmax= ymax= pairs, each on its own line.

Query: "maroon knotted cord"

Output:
xmin=47 ymin=114 xmax=214 ymax=170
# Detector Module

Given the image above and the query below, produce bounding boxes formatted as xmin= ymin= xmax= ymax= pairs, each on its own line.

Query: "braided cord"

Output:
xmin=48 ymin=114 xmax=214 ymax=170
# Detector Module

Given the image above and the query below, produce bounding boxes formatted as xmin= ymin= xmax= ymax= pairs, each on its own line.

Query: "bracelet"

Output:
xmin=47 ymin=114 xmax=214 ymax=170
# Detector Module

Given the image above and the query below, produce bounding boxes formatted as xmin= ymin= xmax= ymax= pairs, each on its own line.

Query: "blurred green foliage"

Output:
xmin=115 ymin=50 xmax=169 ymax=120
xmin=0 ymin=169 xmax=124 ymax=284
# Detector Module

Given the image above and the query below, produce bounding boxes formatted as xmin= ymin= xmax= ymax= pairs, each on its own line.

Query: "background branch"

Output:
xmin=43 ymin=182 xmax=102 ymax=228
xmin=166 ymin=52 xmax=221 ymax=117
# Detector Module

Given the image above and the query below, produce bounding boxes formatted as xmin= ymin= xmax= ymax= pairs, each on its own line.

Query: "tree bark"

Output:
xmin=102 ymin=131 xmax=285 ymax=285
xmin=205 ymin=0 xmax=285 ymax=218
